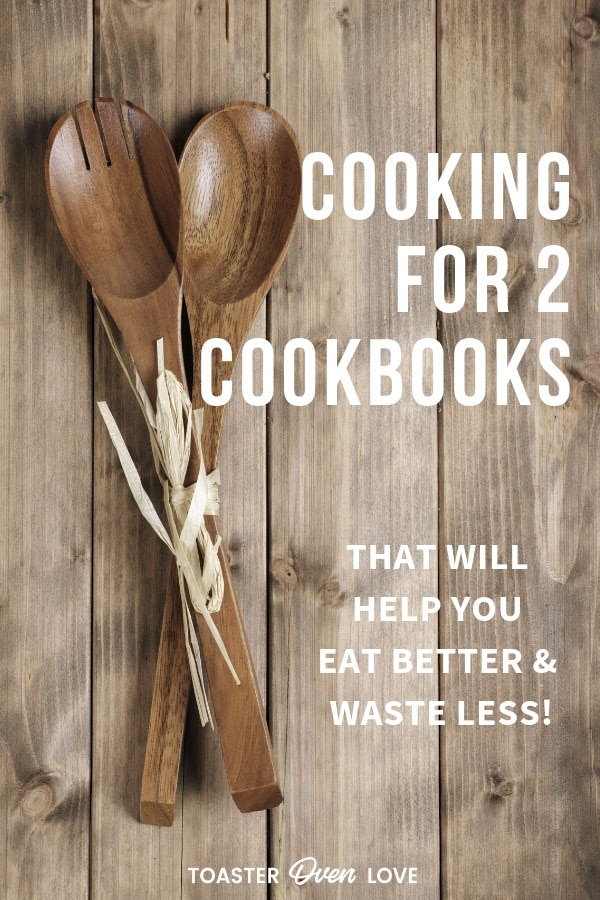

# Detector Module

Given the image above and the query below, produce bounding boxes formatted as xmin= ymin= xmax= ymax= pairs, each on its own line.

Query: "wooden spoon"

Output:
xmin=141 ymin=102 xmax=301 ymax=823
xmin=46 ymin=99 xmax=278 ymax=821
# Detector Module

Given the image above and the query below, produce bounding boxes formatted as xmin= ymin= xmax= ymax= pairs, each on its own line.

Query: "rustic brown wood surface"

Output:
xmin=439 ymin=3 xmax=600 ymax=898
xmin=0 ymin=2 xmax=93 ymax=899
xmin=2 ymin=1 xmax=600 ymax=898
xmin=269 ymin=2 xmax=439 ymax=898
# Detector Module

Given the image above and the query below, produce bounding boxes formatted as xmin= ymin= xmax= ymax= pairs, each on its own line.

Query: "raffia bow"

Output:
xmin=94 ymin=292 xmax=239 ymax=727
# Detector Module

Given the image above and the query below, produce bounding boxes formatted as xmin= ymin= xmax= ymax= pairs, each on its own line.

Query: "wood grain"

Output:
xmin=0 ymin=2 xmax=92 ymax=899
xmin=7 ymin=2 xmax=600 ymax=898
xmin=269 ymin=2 xmax=439 ymax=897
xmin=439 ymin=1 xmax=600 ymax=896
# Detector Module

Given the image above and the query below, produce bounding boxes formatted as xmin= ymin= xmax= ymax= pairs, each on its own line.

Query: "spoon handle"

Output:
xmin=203 ymin=516 xmax=282 ymax=810
xmin=140 ymin=521 xmax=282 ymax=823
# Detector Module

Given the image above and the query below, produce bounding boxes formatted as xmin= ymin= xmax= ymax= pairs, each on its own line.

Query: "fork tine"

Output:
xmin=74 ymin=101 xmax=108 ymax=170
xmin=118 ymin=100 xmax=140 ymax=158
xmin=47 ymin=112 xmax=89 ymax=174
xmin=95 ymin=98 xmax=131 ymax=164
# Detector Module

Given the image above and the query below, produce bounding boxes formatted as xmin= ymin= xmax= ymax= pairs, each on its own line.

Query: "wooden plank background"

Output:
xmin=1 ymin=1 xmax=599 ymax=898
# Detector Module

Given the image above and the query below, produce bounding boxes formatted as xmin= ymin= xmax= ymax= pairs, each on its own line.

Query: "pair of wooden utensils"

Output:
xmin=45 ymin=98 xmax=302 ymax=824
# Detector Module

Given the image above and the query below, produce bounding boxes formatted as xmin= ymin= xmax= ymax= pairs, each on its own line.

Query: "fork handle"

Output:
xmin=140 ymin=519 xmax=282 ymax=824
xmin=140 ymin=559 xmax=189 ymax=825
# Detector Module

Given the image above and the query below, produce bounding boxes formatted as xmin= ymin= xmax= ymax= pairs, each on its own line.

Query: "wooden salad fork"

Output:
xmin=45 ymin=98 xmax=279 ymax=824
xmin=46 ymin=99 xmax=186 ymax=408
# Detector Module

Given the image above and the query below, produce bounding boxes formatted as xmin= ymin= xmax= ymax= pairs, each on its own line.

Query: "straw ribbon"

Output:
xmin=94 ymin=291 xmax=239 ymax=727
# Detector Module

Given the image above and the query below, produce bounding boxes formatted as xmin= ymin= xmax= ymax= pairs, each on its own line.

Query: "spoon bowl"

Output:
xmin=181 ymin=104 xmax=301 ymax=308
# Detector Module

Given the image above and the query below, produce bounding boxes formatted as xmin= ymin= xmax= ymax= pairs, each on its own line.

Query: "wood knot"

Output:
xmin=0 ymin=192 xmax=8 ymax=204
xmin=223 ymin=540 xmax=242 ymax=570
xmin=504 ymin=244 xmax=535 ymax=307
xmin=318 ymin=579 xmax=347 ymax=606
xmin=568 ymin=357 xmax=600 ymax=398
xmin=572 ymin=16 xmax=600 ymax=43
xmin=271 ymin=558 xmax=298 ymax=590
xmin=336 ymin=6 xmax=350 ymax=28
xmin=20 ymin=773 xmax=65 ymax=820
xmin=561 ymin=194 xmax=585 ymax=226
xmin=314 ymin=337 xmax=330 ymax=366
xmin=71 ymin=545 xmax=90 ymax=563
xmin=487 ymin=767 xmax=514 ymax=800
